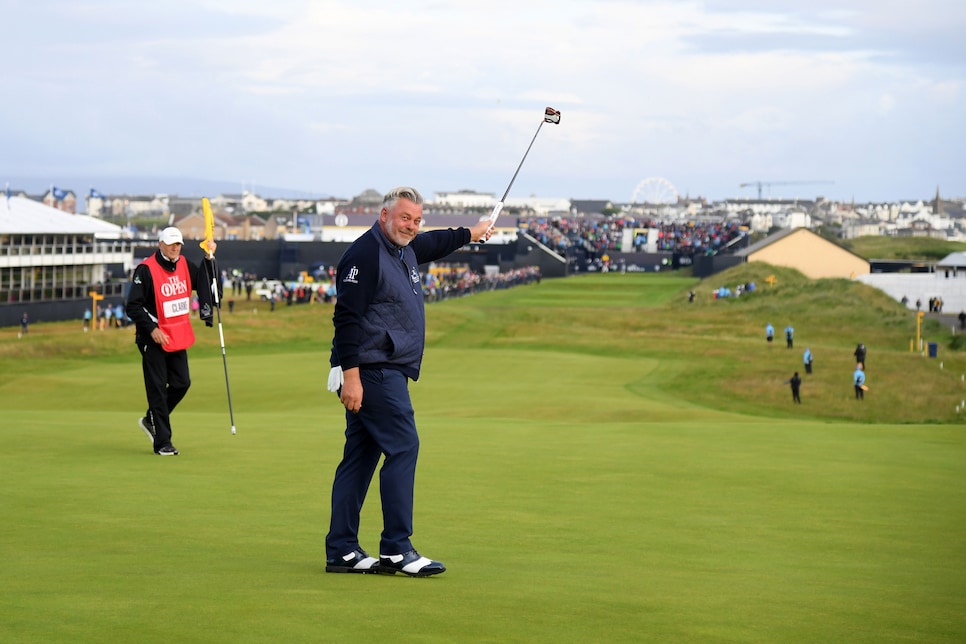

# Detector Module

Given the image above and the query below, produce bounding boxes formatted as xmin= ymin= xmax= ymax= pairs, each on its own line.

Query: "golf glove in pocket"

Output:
xmin=327 ymin=366 xmax=344 ymax=392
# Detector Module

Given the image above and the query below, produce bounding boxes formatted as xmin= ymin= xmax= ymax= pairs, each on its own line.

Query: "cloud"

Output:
xmin=877 ymin=94 xmax=897 ymax=116
xmin=0 ymin=0 xmax=963 ymax=201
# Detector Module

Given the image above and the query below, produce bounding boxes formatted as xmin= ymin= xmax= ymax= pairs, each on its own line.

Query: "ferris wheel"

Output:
xmin=631 ymin=177 xmax=679 ymax=205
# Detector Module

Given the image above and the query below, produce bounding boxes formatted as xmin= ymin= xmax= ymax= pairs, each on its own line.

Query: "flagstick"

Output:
xmin=205 ymin=249 xmax=236 ymax=435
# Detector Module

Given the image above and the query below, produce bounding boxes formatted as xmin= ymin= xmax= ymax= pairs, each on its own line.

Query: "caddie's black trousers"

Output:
xmin=139 ymin=340 xmax=191 ymax=450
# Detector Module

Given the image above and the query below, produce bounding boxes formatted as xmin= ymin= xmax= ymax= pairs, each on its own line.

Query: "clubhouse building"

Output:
xmin=0 ymin=196 xmax=131 ymax=325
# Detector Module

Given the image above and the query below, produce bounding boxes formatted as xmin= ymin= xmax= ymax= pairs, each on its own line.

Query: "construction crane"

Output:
xmin=739 ymin=180 xmax=834 ymax=200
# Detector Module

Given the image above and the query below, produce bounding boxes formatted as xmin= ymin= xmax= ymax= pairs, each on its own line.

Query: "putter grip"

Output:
xmin=479 ymin=202 xmax=503 ymax=244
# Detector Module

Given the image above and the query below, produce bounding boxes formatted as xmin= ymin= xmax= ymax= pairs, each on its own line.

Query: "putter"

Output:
xmin=483 ymin=106 xmax=561 ymax=238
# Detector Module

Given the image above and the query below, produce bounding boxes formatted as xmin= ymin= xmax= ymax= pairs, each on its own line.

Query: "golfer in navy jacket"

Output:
xmin=324 ymin=186 xmax=493 ymax=576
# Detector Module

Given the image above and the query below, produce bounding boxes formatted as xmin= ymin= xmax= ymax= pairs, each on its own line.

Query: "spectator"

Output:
xmin=100 ymin=305 xmax=113 ymax=331
xmin=853 ymin=365 xmax=866 ymax=400
xmin=788 ymin=372 xmax=802 ymax=404
xmin=854 ymin=343 xmax=866 ymax=369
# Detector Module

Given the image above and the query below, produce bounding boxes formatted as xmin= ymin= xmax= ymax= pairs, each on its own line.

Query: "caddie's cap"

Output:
xmin=159 ymin=227 xmax=184 ymax=244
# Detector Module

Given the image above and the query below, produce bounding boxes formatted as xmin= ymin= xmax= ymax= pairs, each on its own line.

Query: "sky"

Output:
xmin=2 ymin=0 xmax=964 ymax=205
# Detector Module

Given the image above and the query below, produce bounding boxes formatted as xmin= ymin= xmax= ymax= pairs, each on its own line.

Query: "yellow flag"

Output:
xmin=201 ymin=197 xmax=215 ymax=257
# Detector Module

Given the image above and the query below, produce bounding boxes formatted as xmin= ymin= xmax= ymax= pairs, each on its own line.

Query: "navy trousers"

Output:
xmin=326 ymin=367 xmax=419 ymax=559
xmin=139 ymin=341 xmax=190 ymax=450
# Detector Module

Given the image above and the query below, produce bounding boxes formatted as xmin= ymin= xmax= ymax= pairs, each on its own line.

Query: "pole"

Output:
xmin=916 ymin=310 xmax=924 ymax=354
xmin=200 ymin=198 xmax=236 ymax=435
xmin=204 ymin=253 xmax=236 ymax=435
xmin=88 ymin=290 xmax=104 ymax=329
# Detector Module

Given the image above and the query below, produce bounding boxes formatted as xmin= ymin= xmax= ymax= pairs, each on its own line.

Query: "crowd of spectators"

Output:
xmin=221 ymin=264 xmax=542 ymax=309
xmin=519 ymin=216 xmax=747 ymax=256
xmin=713 ymin=282 xmax=756 ymax=299
xmin=423 ymin=266 xmax=542 ymax=302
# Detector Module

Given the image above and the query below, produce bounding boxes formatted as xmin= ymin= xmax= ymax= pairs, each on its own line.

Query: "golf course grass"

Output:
xmin=1 ymin=267 xmax=964 ymax=642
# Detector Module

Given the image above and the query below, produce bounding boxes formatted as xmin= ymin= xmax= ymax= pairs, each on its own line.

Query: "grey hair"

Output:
xmin=383 ymin=186 xmax=423 ymax=209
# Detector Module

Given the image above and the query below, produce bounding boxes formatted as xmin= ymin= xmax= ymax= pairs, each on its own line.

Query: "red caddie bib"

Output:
xmin=143 ymin=254 xmax=195 ymax=352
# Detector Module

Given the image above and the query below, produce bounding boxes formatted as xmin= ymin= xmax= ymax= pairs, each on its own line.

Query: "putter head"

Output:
xmin=544 ymin=107 xmax=561 ymax=124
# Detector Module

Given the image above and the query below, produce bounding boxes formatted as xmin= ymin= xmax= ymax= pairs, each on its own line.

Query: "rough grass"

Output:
xmin=843 ymin=235 xmax=966 ymax=261
xmin=3 ymin=266 xmax=963 ymax=423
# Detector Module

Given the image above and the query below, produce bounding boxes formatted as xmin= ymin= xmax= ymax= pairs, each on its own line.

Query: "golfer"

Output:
xmin=126 ymin=227 xmax=218 ymax=455
xmin=324 ymin=186 xmax=493 ymax=576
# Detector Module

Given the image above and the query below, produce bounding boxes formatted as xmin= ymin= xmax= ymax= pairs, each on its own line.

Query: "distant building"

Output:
xmin=0 ymin=196 xmax=130 ymax=309
xmin=504 ymin=196 xmax=571 ymax=216
xmin=895 ymin=219 xmax=947 ymax=240
xmin=91 ymin=194 xmax=169 ymax=219
xmin=173 ymin=211 xmax=268 ymax=241
xmin=858 ymin=251 xmax=966 ymax=312
xmin=209 ymin=193 xmax=245 ymax=214
xmin=241 ymin=192 xmax=269 ymax=213
xmin=168 ymin=196 xmax=203 ymax=218
xmin=41 ymin=188 xmax=77 ymax=214
xmin=735 ymin=227 xmax=869 ymax=279
xmin=842 ymin=221 xmax=884 ymax=239
xmin=570 ymin=200 xmax=613 ymax=216
xmin=435 ymin=190 xmax=495 ymax=208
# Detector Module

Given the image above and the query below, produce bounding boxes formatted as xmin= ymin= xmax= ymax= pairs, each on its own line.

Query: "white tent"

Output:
xmin=936 ymin=252 xmax=966 ymax=271
xmin=0 ymin=195 xmax=126 ymax=238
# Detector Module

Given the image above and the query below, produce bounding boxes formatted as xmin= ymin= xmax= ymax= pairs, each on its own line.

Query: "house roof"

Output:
xmin=735 ymin=227 xmax=867 ymax=263
xmin=0 ymin=196 xmax=125 ymax=237
xmin=570 ymin=200 xmax=611 ymax=214
xmin=936 ymin=252 xmax=966 ymax=268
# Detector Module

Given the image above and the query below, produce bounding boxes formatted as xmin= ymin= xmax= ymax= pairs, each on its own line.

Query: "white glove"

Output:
xmin=327 ymin=366 xmax=344 ymax=392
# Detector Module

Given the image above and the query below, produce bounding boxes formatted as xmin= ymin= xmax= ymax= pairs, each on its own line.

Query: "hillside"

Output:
xmin=842 ymin=235 xmax=966 ymax=260
xmin=665 ymin=262 xmax=964 ymax=422
xmin=2 ymin=265 xmax=963 ymax=424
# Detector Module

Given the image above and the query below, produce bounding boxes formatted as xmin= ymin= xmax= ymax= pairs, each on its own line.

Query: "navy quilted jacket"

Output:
xmin=330 ymin=222 xmax=471 ymax=380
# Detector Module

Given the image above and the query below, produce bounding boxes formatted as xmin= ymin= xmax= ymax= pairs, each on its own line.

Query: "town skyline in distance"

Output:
xmin=5 ymin=174 xmax=960 ymax=210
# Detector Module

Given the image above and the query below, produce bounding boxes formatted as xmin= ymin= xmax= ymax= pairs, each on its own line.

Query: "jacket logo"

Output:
xmin=344 ymin=266 xmax=359 ymax=284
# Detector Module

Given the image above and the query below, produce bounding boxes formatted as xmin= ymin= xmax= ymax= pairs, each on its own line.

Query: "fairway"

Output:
xmin=1 ymin=273 xmax=965 ymax=642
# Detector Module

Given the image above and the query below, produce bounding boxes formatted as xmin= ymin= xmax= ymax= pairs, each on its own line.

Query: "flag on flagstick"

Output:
xmin=201 ymin=197 xmax=216 ymax=257
xmin=89 ymin=188 xmax=106 ymax=199
xmin=52 ymin=186 xmax=68 ymax=201
xmin=5 ymin=182 xmax=10 ymax=210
